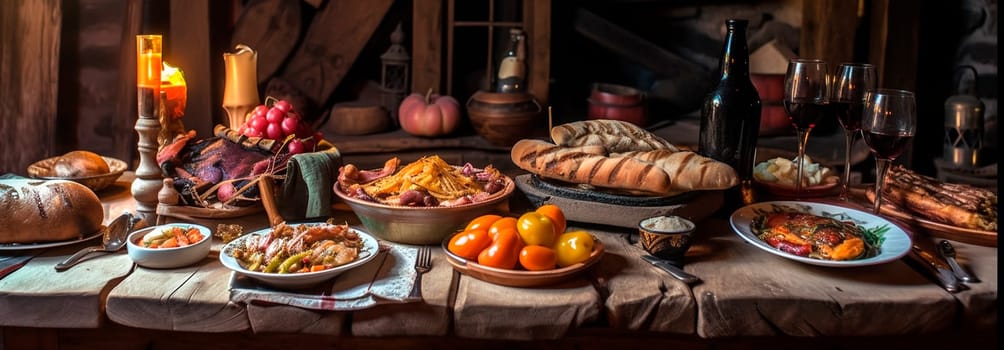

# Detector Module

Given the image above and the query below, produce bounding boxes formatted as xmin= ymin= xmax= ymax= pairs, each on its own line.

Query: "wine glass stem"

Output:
xmin=872 ymin=158 xmax=892 ymax=214
xmin=794 ymin=127 xmax=812 ymax=199
xmin=839 ymin=130 xmax=856 ymax=200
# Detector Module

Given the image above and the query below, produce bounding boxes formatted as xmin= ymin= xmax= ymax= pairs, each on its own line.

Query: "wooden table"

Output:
xmin=0 ymin=175 xmax=997 ymax=349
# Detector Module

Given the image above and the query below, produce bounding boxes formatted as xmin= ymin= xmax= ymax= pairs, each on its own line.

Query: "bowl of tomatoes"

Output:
xmin=441 ymin=205 xmax=605 ymax=287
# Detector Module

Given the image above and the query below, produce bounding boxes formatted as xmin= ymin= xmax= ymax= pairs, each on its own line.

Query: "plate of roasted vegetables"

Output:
xmin=220 ymin=222 xmax=379 ymax=289
xmin=730 ymin=201 xmax=911 ymax=267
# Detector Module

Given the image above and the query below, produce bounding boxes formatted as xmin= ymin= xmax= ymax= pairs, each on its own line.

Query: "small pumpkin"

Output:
xmin=398 ymin=88 xmax=461 ymax=137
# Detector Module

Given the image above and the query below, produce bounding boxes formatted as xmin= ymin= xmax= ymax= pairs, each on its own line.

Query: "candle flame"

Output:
xmin=162 ymin=61 xmax=186 ymax=86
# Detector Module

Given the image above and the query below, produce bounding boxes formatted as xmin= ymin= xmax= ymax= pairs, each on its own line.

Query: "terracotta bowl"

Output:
xmin=590 ymin=83 xmax=645 ymax=105
xmin=587 ymin=83 xmax=647 ymax=126
xmin=467 ymin=90 xmax=543 ymax=147
xmin=327 ymin=102 xmax=390 ymax=136
xmin=442 ymin=231 xmax=605 ymax=287
xmin=333 ymin=171 xmax=516 ymax=245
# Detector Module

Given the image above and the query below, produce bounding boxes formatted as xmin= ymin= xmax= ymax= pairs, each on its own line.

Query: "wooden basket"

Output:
xmin=156 ymin=136 xmax=341 ymax=231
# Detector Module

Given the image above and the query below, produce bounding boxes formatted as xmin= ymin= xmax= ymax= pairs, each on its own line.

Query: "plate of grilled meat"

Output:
xmin=857 ymin=165 xmax=997 ymax=247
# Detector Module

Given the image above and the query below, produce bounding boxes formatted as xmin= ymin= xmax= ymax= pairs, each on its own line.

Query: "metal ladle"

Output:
xmin=54 ymin=212 xmax=137 ymax=271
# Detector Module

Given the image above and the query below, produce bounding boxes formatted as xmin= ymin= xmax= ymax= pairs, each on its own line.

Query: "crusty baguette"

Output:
xmin=511 ymin=139 xmax=674 ymax=196
xmin=550 ymin=119 xmax=679 ymax=153
xmin=614 ymin=150 xmax=738 ymax=191
xmin=0 ymin=179 xmax=104 ymax=243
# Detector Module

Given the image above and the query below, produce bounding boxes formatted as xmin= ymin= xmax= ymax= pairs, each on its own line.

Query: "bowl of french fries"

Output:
xmin=334 ymin=156 xmax=515 ymax=245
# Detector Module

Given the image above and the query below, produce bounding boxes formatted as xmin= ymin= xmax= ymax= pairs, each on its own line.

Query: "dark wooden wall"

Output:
xmin=2 ymin=0 xmax=943 ymax=176
xmin=0 ymin=0 xmax=62 ymax=174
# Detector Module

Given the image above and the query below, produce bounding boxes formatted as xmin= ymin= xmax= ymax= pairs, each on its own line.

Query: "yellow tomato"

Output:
xmin=553 ymin=230 xmax=595 ymax=267
xmin=516 ymin=211 xmax=556 ymax=247
xmin=535 ymin=204 xmax=567 ymax=235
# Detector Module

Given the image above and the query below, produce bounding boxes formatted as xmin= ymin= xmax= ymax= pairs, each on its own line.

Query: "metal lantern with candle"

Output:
xmin=943 ymin=65 xmax=985 ymax=168
xmin=380 ymin=22 xmax=410 ymax=124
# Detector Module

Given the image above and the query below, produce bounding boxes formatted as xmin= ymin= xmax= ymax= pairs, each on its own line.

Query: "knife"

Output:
xmin=908 ymin=244 xmax=964 ymax=293
xmin=641 ymin=255 xmax=700 ymax=285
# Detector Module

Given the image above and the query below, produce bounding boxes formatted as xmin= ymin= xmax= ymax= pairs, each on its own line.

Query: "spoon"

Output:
xmin=937 ymin=240 xmax=979 ymax=283
xmin=54 ymin=212 xmax=135 ymax=272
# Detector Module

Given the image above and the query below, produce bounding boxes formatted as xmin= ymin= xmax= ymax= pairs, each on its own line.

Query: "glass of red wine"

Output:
xmin=783 ymin=59 xmax=830 ymax=198
xmin=862 ymin=89 xmax=916 ymax=214
xmin=832 ymin=63 xmax=876 ymax=200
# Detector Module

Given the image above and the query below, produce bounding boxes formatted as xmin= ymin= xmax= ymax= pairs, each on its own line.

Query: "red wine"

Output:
xmin=783 ymin=100 xmax=828 ymax=130
xmin=831 ymin=100 xmax=864 ymax=131
xmin=864 ymin=131 xmax=913 ymax=159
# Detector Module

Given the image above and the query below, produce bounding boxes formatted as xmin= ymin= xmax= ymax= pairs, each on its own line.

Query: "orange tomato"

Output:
xmin=448 ymin=229 xmax=493 ymax=261
xmin=488 ymin=217 xmax=518 ymax=240
xmin=465 ymin=214 xmax=502 ymax=232
xmin=519 ymin=245 xmax=557 ymax=271
xmin=535 ymin=204 xmax=566 ymax=235
xmin=477 ymin=228 xmax=523 ymax=269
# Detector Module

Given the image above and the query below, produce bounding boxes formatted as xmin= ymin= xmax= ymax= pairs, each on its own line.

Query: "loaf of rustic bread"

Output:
xmin=550 ymin=119 xmax=679 ymax=153
xmin=51 ymin=150 xmax=110 ymax=177
xmin=613 ymin=150 xmax=738 ymax=191
xmin=0 ymin=179 xmax=104 ymax=244
xmin=511 ymin=139 xmax=674 ymax=196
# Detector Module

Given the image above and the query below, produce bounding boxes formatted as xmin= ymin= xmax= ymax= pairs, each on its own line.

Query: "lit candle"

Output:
xmin=161 ymin=62 xmax=187 ymax=120
xmin=136 ymin=35 xmax=162 ymax=88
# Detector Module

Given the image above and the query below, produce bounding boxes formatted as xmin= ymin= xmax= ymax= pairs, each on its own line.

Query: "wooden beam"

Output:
xmin=412 ymin=0 xmax=442 ymax=94
xmin=573 ymin=8 xmax=709 ymax=80
xmin=526 ymin=0 xmax=551 ymax=104
xmin=868 ymin=0 xmax=920 ymax=91
xmin=0 ymin=0 xmax=61 ymax=173
xmin=169 ymin=0 xmax=214 ymax=135
xmin=281 ymin=0 xmax=393 ymax=105
xmin=800 ymin=0 xmax=858 ymax=64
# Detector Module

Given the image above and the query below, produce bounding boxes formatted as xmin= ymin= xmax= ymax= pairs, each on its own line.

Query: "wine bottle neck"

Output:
xmin=719 ymin=23 xmax=750 ymax=79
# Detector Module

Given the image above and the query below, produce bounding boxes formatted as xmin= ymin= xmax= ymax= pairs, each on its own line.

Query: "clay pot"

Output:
xmin=326 ymin=102 xmax=390 ymax=136
xmin=587 ymin=83 xmax=647 ymax=126
xmin=467 ymin=91 xmax=543 ymax=147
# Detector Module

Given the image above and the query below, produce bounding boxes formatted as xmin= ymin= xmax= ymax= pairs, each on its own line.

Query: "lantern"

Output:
xmin=380 ymin=22 xmax=410 ymax=124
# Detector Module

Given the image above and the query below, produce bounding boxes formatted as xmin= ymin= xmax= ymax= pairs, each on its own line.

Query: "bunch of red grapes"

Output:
xmin=239 ymin=100 xmax=321 ymax=154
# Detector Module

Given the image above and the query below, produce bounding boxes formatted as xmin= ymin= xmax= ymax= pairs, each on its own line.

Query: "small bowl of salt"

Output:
xmin=638 ymin=215 xmax=696 ymax=263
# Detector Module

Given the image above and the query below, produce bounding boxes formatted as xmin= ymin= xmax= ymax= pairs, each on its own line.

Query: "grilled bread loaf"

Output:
xmin=550 ymin=119 xmax=680 ymax=153
xmin=614 ymin=150 xmax=738 ymax=191
xmin=0 ymin=179 xmax=104 ymax=243
xmin=511 ymin=139 xmax=674 ymax=196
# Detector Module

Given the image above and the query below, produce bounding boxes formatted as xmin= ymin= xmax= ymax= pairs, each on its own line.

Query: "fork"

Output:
xmin=409 ymin=246 xmax=432 ymax=299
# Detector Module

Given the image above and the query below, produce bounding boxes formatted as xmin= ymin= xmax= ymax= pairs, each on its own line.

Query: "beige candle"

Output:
xmin=222 ymin=44 xmax=260 ymax=130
